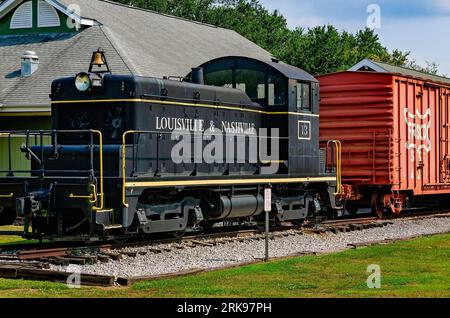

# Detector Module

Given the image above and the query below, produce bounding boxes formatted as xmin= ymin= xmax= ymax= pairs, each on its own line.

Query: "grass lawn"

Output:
xmin=0 ymin=226 xmax=29 ymax=245
xmin=0 ymin=233 xmax=448 ymax=298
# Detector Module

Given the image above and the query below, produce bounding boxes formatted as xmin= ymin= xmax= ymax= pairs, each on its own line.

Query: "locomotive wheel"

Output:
xmin=291 ymin=219 xmax=305 ymax=226
xmin=172 ymin=230 xmax=186 ymax=238
xmin=371 ymin=192 xmax=384 ymax=218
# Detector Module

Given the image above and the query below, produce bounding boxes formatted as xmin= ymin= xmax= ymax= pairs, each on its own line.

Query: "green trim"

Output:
xmin=0 ymin=0 xmax=82 ymax=35
xmin=0 ymin=116 xmax=51 ymax=176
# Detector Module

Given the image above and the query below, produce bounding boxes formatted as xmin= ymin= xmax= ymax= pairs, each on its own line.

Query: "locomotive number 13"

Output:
xmin=298 ymin=120 xmax=311 ymax=140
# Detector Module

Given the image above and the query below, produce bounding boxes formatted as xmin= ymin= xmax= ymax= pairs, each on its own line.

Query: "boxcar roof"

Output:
xmin=348 ymin=58 xmax=450 ymax=86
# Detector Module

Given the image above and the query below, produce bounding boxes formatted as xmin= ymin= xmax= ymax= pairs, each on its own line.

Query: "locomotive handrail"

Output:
xmin=122 ymin=130 xmax=151 ymax=208
xmin=69 ymin=180 xmax=98 ymax=204
xmin=140 ymin=93 xmax=261 ymax=109
xmin=0 ymin=193 xmax=14 ymax=198
xmin=69 ymin=193 xmax=94 ymax=200
xmin=326 ymin=140 xmax=342 ymax=195
xmin=91 ymin=130 xmax=104 ymax=211
xmin=0 ymin=129 xmax=105 ymax=211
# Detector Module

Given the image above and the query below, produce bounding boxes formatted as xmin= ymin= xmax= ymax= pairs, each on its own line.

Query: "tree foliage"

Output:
xmin=112 ymin=0 xmax=436 ymax=75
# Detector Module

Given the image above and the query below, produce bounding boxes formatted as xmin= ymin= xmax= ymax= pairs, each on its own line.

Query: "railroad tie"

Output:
xmin=148 ymin=248 xmax=163 ymax=254
xmin=189 ymin=240 xmax=214 ymax=247
xmin=97 ymin=255 xmax=111 ymax=263
xmin=99 ymin=251 xmax=123 ymax=261
xmin=122 ymin=251 xmax=138 ymax=257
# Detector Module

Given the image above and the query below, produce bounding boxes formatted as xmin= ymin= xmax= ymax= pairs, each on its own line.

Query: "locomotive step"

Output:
xmin=104 ymin=224 xmax=123 ymax=230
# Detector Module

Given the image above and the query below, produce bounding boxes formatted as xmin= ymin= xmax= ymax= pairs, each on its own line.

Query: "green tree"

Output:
xmin=406 ymin=60 xmax=441 ymax=75
xmin=111 ymin=0 xmax=433 ymax=75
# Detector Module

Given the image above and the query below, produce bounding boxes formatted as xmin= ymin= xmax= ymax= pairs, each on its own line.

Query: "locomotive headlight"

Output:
xmin=75 ymin=72 xmax=91 ymax=92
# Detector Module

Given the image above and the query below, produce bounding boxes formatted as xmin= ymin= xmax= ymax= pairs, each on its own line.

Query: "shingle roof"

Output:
xmin=0 ymin=26 xmax=131 ymax=111
xmin=349 ymin=58 xmax=450 ymax=86
xmin=58 ymin=0 xmax=273 ymax=77
xmin=0 ymin=0 xmax=273 ymax=112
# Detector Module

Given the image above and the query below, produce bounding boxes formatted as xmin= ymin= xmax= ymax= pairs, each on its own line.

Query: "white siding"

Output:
xmin=10 ymin=1 xmax=33 ymax=29
xmin=38 ymin=1 xmax=60 ymax=28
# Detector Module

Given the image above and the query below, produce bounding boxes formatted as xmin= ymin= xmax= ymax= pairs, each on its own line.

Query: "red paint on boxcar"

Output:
xmin=318 ymin=71 xmax=450 ymax=215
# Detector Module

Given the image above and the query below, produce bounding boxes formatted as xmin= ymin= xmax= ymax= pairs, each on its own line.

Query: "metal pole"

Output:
xmin=265 ymin=208 xmax=269 ymax=262
xmin=264 ymin=187 xmax=272 ymax=262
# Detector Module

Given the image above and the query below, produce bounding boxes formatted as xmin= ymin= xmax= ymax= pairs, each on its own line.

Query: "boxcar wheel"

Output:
xmin=371 ymin=192 xmax=384 ymax=218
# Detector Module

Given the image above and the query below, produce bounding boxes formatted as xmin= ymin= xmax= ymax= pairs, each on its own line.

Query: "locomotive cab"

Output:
xmin=194 ymin=56 xmax=323 ymax=177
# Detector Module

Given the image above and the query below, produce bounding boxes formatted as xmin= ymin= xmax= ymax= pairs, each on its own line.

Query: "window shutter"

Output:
xmin=38 ymin=1 xmax=60 ymax=28
xmin=10 ymin=1 xmax=33 ymax=29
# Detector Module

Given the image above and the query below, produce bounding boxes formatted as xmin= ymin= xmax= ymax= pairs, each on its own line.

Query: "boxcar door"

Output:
xmin=440 ymin=88 xmax=450 ymax=183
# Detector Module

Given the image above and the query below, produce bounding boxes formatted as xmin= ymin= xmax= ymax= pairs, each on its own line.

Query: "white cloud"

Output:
xmin=259 ymin=0 xmax=450 ymax=76
xmin=433 ymin=0 xmax=450 ymax=12
xmin=378 ymin=16 xmax=450 ymax=76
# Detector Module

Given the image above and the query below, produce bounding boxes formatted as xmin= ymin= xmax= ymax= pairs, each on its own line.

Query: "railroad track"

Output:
xmin=0 ymin=210 xmax=449 ymax=287
xmin=1 ymin=210 xmax=449 ymax=267
xmin=0 ymin=228 xmax=264 ymax=265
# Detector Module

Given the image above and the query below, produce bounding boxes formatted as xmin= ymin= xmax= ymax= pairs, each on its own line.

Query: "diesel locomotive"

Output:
xmin=0 ymin=51 xmax=342 ymax=241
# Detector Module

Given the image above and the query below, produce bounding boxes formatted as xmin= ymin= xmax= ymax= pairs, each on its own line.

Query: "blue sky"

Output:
xmin=259 ymin=0 xmax=450 ymax=75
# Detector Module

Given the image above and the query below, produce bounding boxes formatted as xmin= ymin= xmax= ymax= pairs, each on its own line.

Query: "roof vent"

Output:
xmin=21 ymin=51 xmax=39 ymax=77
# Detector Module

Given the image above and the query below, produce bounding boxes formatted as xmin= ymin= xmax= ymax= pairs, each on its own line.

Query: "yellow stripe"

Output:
xmin=51 ymin=99 xmax=320 ymax=118
xmin=125 ymin=177 xmax=336 ymax=188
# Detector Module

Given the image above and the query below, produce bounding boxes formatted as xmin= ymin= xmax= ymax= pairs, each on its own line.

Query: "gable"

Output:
xmin=37 ymin=0 xmax=60 ymax=27
xmin=0 ymin=0 xmax=93 ymax=35
xmin=10 ymin=1 xmax=32 ymax=29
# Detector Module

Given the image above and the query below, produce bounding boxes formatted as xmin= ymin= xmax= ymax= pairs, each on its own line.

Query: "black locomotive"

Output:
xmin=0 ymin=51 xmax=342 ymax=241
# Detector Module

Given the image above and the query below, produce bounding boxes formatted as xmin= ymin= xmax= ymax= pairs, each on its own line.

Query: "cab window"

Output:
xmin=204 ymin=69 xmax=233 ymax=88
xmin=296 ymin=82 xmax=311 ymax=111
xmin=268 ymin=75 xmax=286 ymax=107
xmin=235 ymin=69 xmax=266 ymax=103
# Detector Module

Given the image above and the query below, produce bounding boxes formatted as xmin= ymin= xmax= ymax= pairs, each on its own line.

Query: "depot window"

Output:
xmin=296 ymin=82 xmax=311 ymax=111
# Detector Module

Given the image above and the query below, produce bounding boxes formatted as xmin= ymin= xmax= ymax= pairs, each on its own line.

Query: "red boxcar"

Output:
xmin=318 ymin=71 xmax=450 ymax=216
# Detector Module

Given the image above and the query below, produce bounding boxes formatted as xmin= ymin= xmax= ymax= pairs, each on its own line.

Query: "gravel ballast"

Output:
xmin=51 ymin=217 xmax=450 ymax=278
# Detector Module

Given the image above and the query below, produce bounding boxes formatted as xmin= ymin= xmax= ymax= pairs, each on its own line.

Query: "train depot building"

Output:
xmin=0 ymin=0 xmax=273 ymax=172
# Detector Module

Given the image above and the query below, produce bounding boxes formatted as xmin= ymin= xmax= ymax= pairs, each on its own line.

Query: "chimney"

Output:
xmin=21 ymin=51 xmax=39 ymax=77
